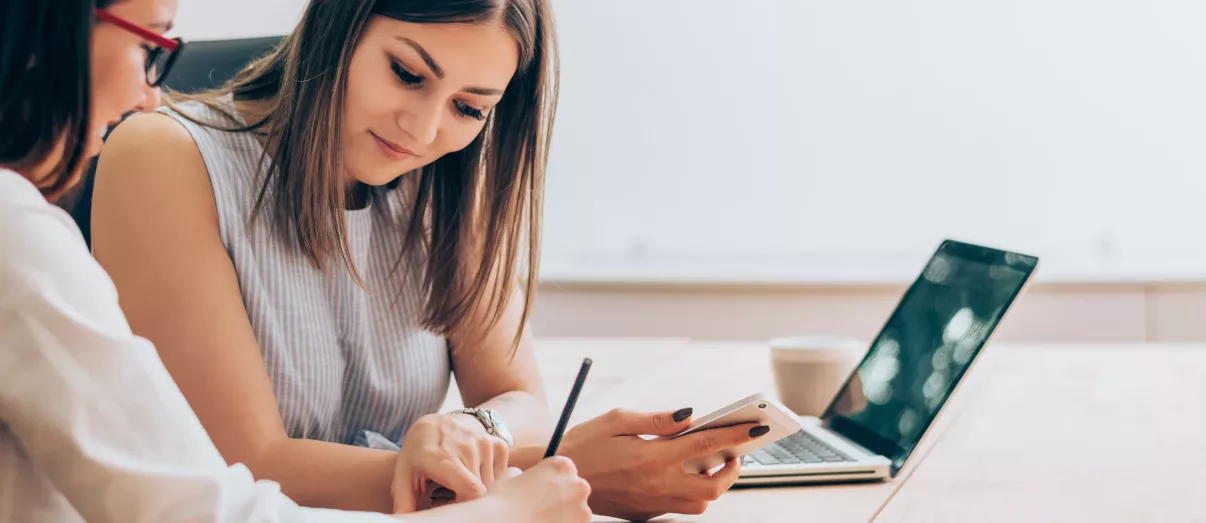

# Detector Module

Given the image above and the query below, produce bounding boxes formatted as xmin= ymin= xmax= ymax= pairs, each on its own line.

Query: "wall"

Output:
xmin=539 ymin=0 xmax=1206 ymax=283
xmin=173 ymin=0 xmax=301 ymax=39
xmin=170 ymin=0 xmax=1206 ymax=287
xmin=530 ymin=283 xmax=1206 ymax=343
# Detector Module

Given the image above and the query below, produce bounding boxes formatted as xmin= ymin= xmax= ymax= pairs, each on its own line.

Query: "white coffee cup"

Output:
xmin=770 ymin=335 xmax=865 ymax=417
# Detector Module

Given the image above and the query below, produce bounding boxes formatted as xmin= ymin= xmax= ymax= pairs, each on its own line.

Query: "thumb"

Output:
xmin=605 ymin=407 xmax=694 ymax=437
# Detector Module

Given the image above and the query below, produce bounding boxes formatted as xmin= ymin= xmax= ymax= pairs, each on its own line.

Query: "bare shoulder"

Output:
xmin=97 ymin=111 xmax=207 ymax=176
xmin=92 ymin=111 xmax=218 ymax=234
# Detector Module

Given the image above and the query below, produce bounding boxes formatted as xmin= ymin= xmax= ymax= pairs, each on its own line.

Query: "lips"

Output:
xmin=370 ymin=131 xmax=415 ymax=160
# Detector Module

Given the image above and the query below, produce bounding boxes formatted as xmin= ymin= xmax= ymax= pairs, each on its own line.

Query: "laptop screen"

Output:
xmin=823 ymin=240 xmax=1037 ymax=475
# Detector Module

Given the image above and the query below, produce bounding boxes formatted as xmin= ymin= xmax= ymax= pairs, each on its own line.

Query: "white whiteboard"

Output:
xmin=540 ymin=0 xmax=1206 ymax=283
xmin=172 ymin=0 xmax=1206 ymax=283
xmin=173 ymin=0 xmax=302 ymax=40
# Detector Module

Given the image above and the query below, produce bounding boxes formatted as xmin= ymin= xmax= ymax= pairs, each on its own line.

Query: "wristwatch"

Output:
xmin=450 ymin=408 xmax=514 ymax=447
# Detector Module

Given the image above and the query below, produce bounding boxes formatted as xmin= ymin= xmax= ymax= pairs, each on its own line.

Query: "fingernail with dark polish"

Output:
xmin=749 ymin=425 xmax=770 ymax=438
xmin=673 ymin=408 xmax=693 ymax=422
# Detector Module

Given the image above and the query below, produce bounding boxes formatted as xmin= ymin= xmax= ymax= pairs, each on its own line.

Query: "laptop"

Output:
xmin=736 ymin=239 xmax=1038 ymax=486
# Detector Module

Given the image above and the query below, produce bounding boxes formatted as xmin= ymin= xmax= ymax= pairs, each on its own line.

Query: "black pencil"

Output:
xmin=544 ymin=357 xmax=592 ymax=458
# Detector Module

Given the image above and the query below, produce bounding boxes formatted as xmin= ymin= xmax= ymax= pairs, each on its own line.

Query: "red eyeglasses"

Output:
xmin=94 ymin=9 xmax=185 ymax=87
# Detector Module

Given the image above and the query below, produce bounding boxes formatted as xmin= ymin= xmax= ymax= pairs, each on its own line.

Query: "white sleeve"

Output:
xmin=0 ymin=183 xmax=396 ymax=523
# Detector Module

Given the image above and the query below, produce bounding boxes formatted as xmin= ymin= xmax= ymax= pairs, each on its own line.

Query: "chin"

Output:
xmin=347 ymin=169 xmax=407 ymax=187
xmin=353 ymin=171 xmax=409 ymax=187
xmin=349 ymin=158 xmax=423 ymax=187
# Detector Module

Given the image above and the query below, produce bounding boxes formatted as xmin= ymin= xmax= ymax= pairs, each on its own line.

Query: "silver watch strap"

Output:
xmin=450 ymin=408 xmax=511 ymax=446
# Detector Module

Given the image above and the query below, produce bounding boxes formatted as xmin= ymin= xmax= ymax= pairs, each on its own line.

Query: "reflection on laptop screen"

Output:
xmin=826 ymin=241 xmax=1037 ymax=474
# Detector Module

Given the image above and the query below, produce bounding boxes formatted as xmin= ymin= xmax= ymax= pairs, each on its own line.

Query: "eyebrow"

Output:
xmin=395 ymin=36 xmax=506 ymax=97
xmin=397 ymin=37 xmax=444 ymax=79
xmin=464 ymin=86 xmax=505 ymax=96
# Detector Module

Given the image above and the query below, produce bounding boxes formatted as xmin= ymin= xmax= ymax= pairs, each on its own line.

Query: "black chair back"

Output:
xmin=161 ymin=36 xmax=282 ymax=94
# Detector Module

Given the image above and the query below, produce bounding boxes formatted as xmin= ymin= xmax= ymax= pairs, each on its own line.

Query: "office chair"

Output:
xmin=70 ymin=36 xmax=283 ymax=246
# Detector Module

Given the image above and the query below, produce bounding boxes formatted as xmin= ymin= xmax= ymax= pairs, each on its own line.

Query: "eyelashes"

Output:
xmin=454 ymin=101 xmax=486 ymax=121
xmin=390 ymin=60 xmax=422 ymax=86
xmin=390 ymin=59 xmax=488 ymax=121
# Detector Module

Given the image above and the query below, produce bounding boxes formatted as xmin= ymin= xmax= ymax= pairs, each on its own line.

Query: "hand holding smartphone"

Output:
xmin=663 ymin=393 xmax=803 ymax=473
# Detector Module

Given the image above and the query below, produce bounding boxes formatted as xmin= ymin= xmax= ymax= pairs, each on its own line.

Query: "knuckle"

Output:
xmin=460 ymin=484 xmax=486 ymax=499
xmin=491 ymin=438 xmax=508 ymax=454
xmin=692 ymin=434 xmax=716 ymax=455
xmin=708 ymin=483 xmax=727 ymax=500
xmin=415 ymin=414 xmax=441 ymax=429
xmin=651 ymin=412 xmax=673 ymax=431
xmin=574 ymin=477 xmax=591 ymax=498
xmin=603 ymin=408 xmax=627 ymax=422
xmin=453 ymin=440 xmax=477 ymax=456
xmin=551 ymin=455 xmax=578 ymax=475
xmin=434 ymin=447 xmax=458 ymax=462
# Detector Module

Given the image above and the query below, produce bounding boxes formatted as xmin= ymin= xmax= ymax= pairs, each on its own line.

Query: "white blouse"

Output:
xmin=0 ymin=168 xmax=396 ymax=523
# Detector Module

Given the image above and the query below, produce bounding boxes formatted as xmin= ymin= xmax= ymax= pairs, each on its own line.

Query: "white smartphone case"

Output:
xmin=666 ymin=393 xmax=804 ymax=473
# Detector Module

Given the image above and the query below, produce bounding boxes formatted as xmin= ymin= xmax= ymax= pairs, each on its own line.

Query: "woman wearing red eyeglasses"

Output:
xmin=0 ymin=1 xmax=590 ymax=522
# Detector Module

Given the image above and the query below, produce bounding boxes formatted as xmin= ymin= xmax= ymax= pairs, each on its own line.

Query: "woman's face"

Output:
xmin=88 ymin=0 xmax=178 ymax=159
xmin=341 ymin=17 xmax=520 ymax=186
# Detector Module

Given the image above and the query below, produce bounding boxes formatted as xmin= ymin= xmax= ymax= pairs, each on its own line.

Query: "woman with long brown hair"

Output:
xmin=92 ymin=0 xmax=766 ymax=519
xmin=0 ymin=0 xmax=590 ymax=522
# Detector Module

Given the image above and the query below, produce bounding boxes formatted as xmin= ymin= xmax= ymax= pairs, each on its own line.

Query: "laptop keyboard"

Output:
xmin=743 ymin=430 xmax=854 ymax=466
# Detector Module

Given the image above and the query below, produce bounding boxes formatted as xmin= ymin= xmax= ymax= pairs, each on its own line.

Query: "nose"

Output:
xmin=133 ymin=84 xmax=162 ymax=113
xmin=397 ymin=99 xmax=441 ymax=147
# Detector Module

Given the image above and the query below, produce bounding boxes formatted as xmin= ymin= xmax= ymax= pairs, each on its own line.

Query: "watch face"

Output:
xmin=484 ymin=409 xmax=514 ymax=445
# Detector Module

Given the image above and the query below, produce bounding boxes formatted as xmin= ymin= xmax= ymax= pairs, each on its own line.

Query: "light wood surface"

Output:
xmin=459 ymin=339 xmax=910 ymax=523
xmin=444 ymin=338 xmax=1206 ymax=522
xmin=872 ymin=345 xmax=1206 ymax=523
xmin=572 ymin=341 xmax=903 ymax=523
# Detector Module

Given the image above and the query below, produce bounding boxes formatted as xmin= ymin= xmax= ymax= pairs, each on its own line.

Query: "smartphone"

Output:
xmin=665 ymin=393 xmax=804 ymax=473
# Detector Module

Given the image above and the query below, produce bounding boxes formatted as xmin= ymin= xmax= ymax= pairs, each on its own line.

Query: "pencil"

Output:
xmin=544 ymin=357 xmax=592 ymax=458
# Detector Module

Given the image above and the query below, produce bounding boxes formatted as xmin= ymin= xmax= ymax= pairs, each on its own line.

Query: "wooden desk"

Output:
xmin=526 ymin=339 xmax=908 ymax=523
xmin=872 ymin=345 xmax=1206 ymax=523
xmin=449 ymin=339 xmax=1206 ymax=522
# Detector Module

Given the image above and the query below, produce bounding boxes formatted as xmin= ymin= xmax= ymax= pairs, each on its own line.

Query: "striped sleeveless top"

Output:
xmin=159 ymin=98 xmax=450 ymax=449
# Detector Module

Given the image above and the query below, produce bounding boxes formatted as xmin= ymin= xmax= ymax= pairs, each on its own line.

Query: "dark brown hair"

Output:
xmin=175 ymin=0 xmax=558 ymax=350
xmin=0 ymin=0 xmax=118 ymax=199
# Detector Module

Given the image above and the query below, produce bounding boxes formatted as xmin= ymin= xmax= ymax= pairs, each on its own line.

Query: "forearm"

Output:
xmin=255 ymin=437 xmax=397 ymax=513
xmin=471 ymin=389 xmax=551 ymax=447
xmin=506 ymin=444 xmax=546 ymax=470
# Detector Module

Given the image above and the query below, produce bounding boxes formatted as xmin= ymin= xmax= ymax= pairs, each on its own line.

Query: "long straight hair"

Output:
xmin=174 ymin=0 xmax=558 ymax=351
xmin=0 ymin=0 xmax=116 ymax=198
